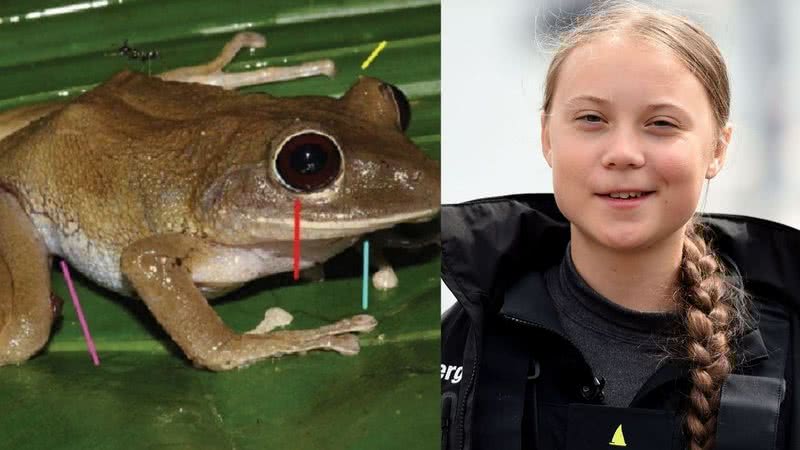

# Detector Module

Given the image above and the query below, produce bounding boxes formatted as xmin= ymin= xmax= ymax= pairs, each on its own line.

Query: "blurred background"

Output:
xmin=442 ymin=0 xmax=800 ymax=311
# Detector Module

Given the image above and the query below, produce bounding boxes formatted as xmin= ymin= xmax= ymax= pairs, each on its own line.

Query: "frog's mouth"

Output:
xmin=282 ymin=207 xmax=439 ymax=240
xmin=300 ymin=207 xmax=438 ymax=231
xmin=209 ymin=206 xmax=439 ymax=245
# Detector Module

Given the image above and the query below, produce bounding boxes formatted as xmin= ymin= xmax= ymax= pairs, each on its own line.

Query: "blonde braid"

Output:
xmin=679 ymin=220 xmax=735 ymax=450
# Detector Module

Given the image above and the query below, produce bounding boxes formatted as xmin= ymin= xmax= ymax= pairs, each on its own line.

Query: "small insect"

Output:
xmin=116 ymin=39 xmax=160 ymax=62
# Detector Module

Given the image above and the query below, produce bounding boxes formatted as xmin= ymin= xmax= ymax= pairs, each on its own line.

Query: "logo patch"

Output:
xmin=565 ymin=404 xmax=677 ymax=450
xmin=610 ymin=424 xmax=627 ymax=447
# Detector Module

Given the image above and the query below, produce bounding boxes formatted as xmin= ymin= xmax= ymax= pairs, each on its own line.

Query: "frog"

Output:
xmin=0 ymin=32 xmax=440 ymax=371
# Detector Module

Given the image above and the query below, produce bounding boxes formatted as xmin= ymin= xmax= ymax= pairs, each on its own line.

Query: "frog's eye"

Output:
xmin=382 ymin=83 xmax=411 ymax=132
xmin=275 ymin=132 xmax=342 ymax=192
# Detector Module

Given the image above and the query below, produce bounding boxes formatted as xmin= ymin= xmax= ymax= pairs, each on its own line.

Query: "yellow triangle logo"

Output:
xmin=609 ymin=424 xmax=627 ymax=447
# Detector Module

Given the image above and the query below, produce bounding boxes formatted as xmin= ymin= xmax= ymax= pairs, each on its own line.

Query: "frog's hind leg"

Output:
xmin=158 ymin=31 xmax=335 ymax=90
xmin=121 ymin=233 xmax=376 ymax=371
xmin=0 ymin=192 xmax=54 ymax=365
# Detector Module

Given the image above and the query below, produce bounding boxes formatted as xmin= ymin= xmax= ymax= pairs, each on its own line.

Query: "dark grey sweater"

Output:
xmin=544 ymin=245 xmax=682 ymax=407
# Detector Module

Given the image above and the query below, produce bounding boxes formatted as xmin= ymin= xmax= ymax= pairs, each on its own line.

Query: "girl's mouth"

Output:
xmin=596 ymin=191 xmax=655 ymax=208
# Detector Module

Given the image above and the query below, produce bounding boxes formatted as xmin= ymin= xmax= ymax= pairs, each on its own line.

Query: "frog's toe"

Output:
xmin=372 ymin=266 xmax=399 ymax=290
xmin=158 ymin=31 xmax=334 ymax=89
xmin=232 ymin=31 xmax=266 ymax=49
xmin=245 ymin=306 xmax=293 ymax=334
xmin=348 ymin=314 xmax=378 ymax=333
xmin=327 ymin=333 xmax=360 ymax=356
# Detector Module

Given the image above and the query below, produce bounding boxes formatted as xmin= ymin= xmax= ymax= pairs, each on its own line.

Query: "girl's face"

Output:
xmin=541 ymin=35 xmax=731 ymax=251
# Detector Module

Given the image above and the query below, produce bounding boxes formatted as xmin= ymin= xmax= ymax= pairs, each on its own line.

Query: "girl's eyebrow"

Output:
xmin=565 ymin=95 xmax=690 ymax=115
xmin=565 ymin=95 xmax=610 ymax=107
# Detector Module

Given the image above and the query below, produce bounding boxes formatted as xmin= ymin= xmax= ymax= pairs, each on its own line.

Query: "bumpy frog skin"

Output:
xmin=0 ymin=33 xmax=439 ymax=370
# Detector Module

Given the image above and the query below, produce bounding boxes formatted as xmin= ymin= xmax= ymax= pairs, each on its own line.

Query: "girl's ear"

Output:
xmin=541 ymin=112 xmax=553 ymax=168
xmin=706 ymin=125 xmax=732 ymax=179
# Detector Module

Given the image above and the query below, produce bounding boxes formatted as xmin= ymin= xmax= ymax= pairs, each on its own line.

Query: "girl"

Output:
xmin=441 ymin=2 xmax=800 ymax=449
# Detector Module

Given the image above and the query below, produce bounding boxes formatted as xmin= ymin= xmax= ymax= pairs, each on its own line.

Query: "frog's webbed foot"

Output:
xmin=0 ymin=192 xmax=53 ymax=366
xmin=247 ymin=312 xmax=376 ymax=355
xmin=120 ymin=234 xmax=376 ymax=371
xmin=157 ymin=31 xmax=336 ymax=90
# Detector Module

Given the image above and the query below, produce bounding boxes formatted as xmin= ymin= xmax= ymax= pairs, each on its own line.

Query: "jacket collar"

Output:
xmin=442 ymin=193 xmax=800 ymax=320
xmin=443 ymin=193 xmax=791 ymax=376
xmin=441 ymin=194 xmax=569 ymax=322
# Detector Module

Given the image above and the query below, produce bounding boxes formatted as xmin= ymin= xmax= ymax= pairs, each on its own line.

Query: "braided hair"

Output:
xmin=679 ymin=220 xmax=737 ymax=449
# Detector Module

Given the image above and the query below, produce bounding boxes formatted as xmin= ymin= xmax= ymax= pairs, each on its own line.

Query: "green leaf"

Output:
xmin=0 ymin=1 xmax=440 ymax=449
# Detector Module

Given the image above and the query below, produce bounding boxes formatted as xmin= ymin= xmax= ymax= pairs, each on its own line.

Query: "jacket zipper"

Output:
xmin=442 ymin=393 xmax=454 ymax=449
xmin=456 ymin=328 xmax=480 ymax=450
xmin=500 ymin=313 xmax=598 ymax=383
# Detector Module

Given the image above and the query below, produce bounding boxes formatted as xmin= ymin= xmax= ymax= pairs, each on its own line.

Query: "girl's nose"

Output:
xmin=600 ymin=127 xmax=645 ymax=169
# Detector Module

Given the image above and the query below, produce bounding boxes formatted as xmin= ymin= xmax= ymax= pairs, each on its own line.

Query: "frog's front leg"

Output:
xmin=0 ymin=192 xmax=54 ymax=365
xmin=158 ymin=31 xmax=335 ymax=90
xmin=120 ymin=233 xmax=376 ymax=371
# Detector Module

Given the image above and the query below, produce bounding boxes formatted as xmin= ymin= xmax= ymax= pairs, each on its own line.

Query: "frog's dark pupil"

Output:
xmin=275 ymin=132 xmax=342 ymax=192
xmin=290 ymin=144 xmax=327 ymax=175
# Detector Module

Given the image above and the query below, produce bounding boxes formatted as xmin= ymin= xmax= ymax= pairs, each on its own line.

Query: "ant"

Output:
xmin=116 ymin=39 xmax=159 ymax=62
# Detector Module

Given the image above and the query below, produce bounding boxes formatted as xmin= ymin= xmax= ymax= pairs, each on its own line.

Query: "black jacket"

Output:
xmin=441 ymin=193 xmax=800 ymax=450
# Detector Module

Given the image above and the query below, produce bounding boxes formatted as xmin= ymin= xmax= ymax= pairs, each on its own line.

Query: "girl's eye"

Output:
xmin=577 ymin=114 xmax=603 ymax=123
xmin=650 ymin=120 xmax=677 ymax=128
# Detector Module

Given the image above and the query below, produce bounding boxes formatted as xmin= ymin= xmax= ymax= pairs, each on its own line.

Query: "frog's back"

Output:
xmin=0 ymin=70 xmax=277 ymax=293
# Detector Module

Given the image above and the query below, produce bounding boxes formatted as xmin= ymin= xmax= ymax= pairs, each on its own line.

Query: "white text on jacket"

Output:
xmin=441 ymin=364 xmax=463 ymax=384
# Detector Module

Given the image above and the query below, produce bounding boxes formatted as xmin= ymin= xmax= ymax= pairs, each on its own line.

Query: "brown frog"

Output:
xmin=0 ymin=32 xmax=439 ymax=370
